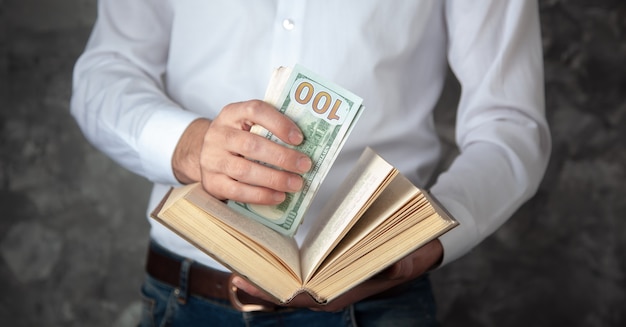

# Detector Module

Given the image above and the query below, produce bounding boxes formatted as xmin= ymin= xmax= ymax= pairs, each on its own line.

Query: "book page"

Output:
xmin=308 ymin=214 xmax=458 ymax=302
xmin=310 ymin=173 xmax=422 ymax=281
xmin=159 ymin=184 xmax=190 ymax=212
xmin=183 ymin=183 xmax=302 ymax=279
xmin=156 ymin=200 xmax=302 ymax=302
xmin=300 ymin=147 xmax=396 ymax=282
xmin=422 ymin=190 xmax=457 ymax=223
xmin=262 ymin=66 xmax=292 ymax=106
xmin=305 ymin=181 xmax=460 ymax=301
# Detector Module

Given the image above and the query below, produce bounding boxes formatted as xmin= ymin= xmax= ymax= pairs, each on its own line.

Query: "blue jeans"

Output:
xmin=139 ymin=244 xmax=439 ymax=327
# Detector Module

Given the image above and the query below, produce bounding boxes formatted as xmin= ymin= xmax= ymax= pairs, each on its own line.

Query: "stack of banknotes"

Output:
xmin=228 ymin=64 xmax=364 ymax=236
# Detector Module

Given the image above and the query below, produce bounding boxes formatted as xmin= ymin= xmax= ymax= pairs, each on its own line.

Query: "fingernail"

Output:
xmin=297 ymin=156 xmax=312 ymax=172
xmin=288 ymin=176 xmax=303 ymax=191
xmin=232 ymin=276 xmax=243 ymax=287
xmin=273 ymin=192 xmax=286 ymax=203
xmin=289 ymin=128 xmax=304 ymax=145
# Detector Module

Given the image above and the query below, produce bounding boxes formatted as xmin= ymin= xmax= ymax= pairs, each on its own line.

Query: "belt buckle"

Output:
xmin=227 ymin=275 xmax=276 ymax=312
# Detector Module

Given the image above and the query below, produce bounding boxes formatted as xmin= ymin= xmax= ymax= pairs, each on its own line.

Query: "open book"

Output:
xmin=152 ymin=147 xmax=458 ymax=304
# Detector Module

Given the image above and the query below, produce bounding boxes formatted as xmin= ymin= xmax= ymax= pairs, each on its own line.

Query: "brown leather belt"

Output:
xmin=145 ymin=245 xmax=280 ymax=311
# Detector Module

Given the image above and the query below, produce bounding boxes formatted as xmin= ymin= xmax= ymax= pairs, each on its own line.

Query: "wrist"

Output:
xmin=172 ymin=118 xmax=211 ymax=184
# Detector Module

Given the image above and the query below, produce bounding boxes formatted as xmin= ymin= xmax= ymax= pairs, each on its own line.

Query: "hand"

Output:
xmin=231 ymin=239 xmax=444 ymax=312
xmin=172 ymin=100 xmax=312 ymax=204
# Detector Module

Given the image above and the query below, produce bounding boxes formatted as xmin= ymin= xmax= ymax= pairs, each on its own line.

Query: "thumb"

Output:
xmin=380 ymin=259 xmax=413 ymax=280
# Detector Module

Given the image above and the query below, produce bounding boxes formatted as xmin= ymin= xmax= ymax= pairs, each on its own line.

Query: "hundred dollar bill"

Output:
xmin=228 ymin=64 xmax=364 ymax=236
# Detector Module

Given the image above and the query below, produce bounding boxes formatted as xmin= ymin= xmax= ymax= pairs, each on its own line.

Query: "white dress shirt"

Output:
xmin=71 ymin=0 xmax=551 ymax=269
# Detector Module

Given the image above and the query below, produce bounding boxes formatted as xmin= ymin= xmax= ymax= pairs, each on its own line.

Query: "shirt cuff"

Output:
xmin=137 ymin=108 xmax=201 ymax=185
xmin=428 ymin=193 xmax=480 ymax=267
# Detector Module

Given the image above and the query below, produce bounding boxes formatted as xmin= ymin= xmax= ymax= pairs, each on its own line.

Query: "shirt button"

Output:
xmin=282 ymin=18 xmax=295 ymax=31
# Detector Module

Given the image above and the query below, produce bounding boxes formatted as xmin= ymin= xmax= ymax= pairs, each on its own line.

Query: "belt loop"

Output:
xmin=176 ymin=258 xmax=194 ymax=304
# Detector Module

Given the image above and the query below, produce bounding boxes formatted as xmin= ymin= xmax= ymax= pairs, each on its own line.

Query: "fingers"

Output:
xmin=198 ymin=100 xmax=312 ymax=204
xmin=231 ymin=276 xmax=330 ymax=310
xmin=318 ymin=279 xmax=398 ymax=312
xmin=379 ymin=259 xmax=413 ymax=280
xmin=200 ymin=161 xmax=299 ymax=204
xmin=376 ymin=239 xmax=443 ymax=280
xmin=219 ymin=100 xmax=304 ymax=146
xmin=231 ymin=276 xmax=272 ymax=300
xmin=232 ymin=274 xmax=400 ymax=312
xmin=207 ymin=125 xmax=311 ymax=175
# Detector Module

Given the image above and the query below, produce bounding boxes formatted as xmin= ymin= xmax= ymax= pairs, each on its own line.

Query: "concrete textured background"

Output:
xmin=1 ymin=0 xmax=624 ymax=326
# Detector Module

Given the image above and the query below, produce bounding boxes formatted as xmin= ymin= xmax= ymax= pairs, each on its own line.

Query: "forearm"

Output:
xmin=70 ymin=58 xmax=200 ymax=184
xmin=435 ymin=0 xmax=551 ymax=265
xmin=70 ymin=0 xmax=200 ymax=184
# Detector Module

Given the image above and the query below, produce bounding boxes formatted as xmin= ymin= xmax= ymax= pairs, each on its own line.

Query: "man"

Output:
xmin=71 ymin=1 xmax=551 ymax=326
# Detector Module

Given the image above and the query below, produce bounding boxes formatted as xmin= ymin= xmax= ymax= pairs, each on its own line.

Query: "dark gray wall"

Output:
xmin=1 ymin=1 xmax=624 ymax=326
